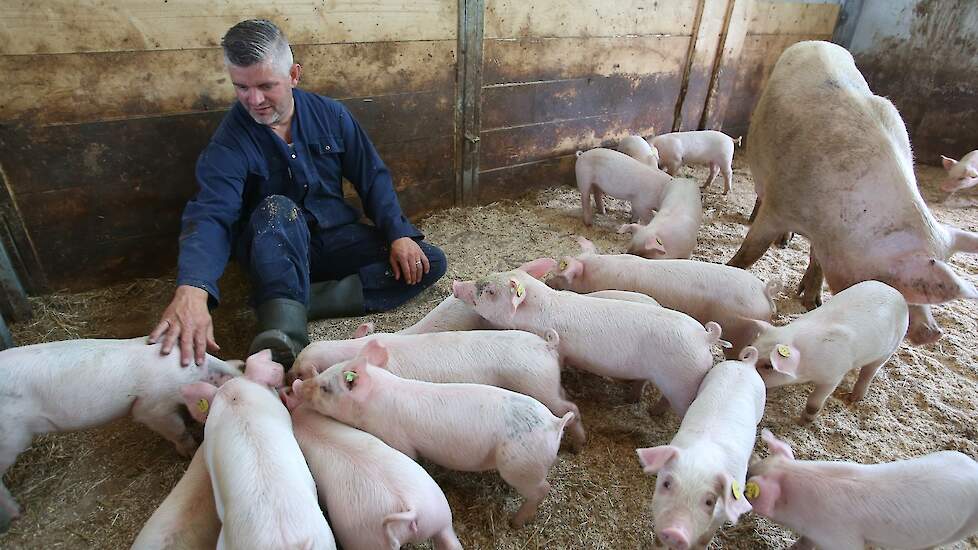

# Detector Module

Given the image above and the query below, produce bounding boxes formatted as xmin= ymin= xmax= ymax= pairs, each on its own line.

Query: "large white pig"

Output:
xmin=452 ymin=258 xmax=726 ymax=416
xmin=180 ymin=350 xmax=335 ymax=549
xmin=547 ymin=238 xmax=775 ymax=358
xmin=619 ymin=135 xmax=660 ymax=168
xmin=749 ymin=280 xmax=908 ymax=424
xmin=636 ymin=348 xmax=765 ymax=550
xmin=294 ymin=329 xmax=586 ymax=449
xmin=650 ymin=130 xmax=740 ymax=194
xmin=287 ymin=400 xmax=462 ymax=550
xmin=130 ymin=448 xmax=220 ymax=550
xmin=0 ymin=337 xmax=240 ymax=531
xmin=728 ymin=40 xmax=978 ymax=345
xmin=366 ymin=290 xmax=660 ymax=336
xmin=292 ymin=340 xmax=571 ymax=528
xmin=747 ymin=429 xmax=978 ymax=549
xmin=941 ymin=150 xmax=978 ymax=193
xmin=574 ymin=148 xmax=671 ymax=226
xmin=618 ymin=178 xmax=703 ymax=259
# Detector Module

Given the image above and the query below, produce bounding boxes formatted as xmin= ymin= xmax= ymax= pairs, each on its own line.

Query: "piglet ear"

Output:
xmin=517 ymin=258 xmax=557 ymax=279
xmin=560 ymin=257 xmax=584 ymax=282
xmin=576 ymin=236 xmax=598 ymax=254
xmin=354 ymin=322 xmax=375 ymax=338
xmin=769 ymin=343 xmax=800 ymax=377
xmin=744 ymin=475 xmax=780 ymax=517
xmin=738 ymin=346 xmax=759 ymax=365
xmin=761 ymin=429 xmax=795 ymax=460
xmin=280 ymin=388 xmax=302 ymax=412
xmin=509 ymin=276 xmax=528 ymax=313
xmin=345 ymin=358 xmax=374 ymax=401
xmin=941 ymin=155 xmax=958 ymax=171
xmin=617 ymin=223 xmax=640 ymax=235
xmin=181 ymin=382 xmax=219 ymax=424
xmin=635 ymin=445 xmax=679 ymax=474
xmin=244 ymin=349 xmax=285 ymax=388
xmin=360 ymin=339 xmax=390 ymax=369
xmin=644 ymin=235 xmax=666 ymax=255
xmin=717 ymin=473 xmax=752 ymax=524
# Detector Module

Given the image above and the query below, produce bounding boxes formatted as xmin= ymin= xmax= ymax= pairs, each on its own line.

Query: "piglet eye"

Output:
xmin=662 ymin=480 xmax=671 ymax=489
xmin=705 ymin=498 xmax=715 ymax=508
xmin=320 ymin=385 xmax=330 ymax=393
xmin=487 ymin=288 xmax=496 ymax=296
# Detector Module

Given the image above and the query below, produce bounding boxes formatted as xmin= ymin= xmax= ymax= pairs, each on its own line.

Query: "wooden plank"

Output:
xmin=457 ymin=0 xmax=485 ymax=206
xmin=342 ymin=90 xmax=455 ymax=145
xmin=747 ymin=1 xmax=840 ymax=36
xmin=0 ymin=238 xmax=30 ymax=322
xmin=479 ymin=110 xmax=660 ymax=171
xmin=484 ymin=0 xmax=699 ymax=39
xmin=0 ymin=40 xmax=457 ymax=125
xmin=482 ymin=72 xmax=682 ymax=131
xmin=484 ymin=34 xmax=691 ymax=86
xmin=831 ymin=0 xmax=865 ymax=49
xmin=0 ymin=166 xmax=46 ymax=293
xmin=700 ymin=0 xmax=750 ymax=130
xmin=0 ymin=0 xmax=457 ymax=55
xmin=677 ymin=0 xmax=729 ymax=130
xmin=671 ymin=0 xmax=707 ymax=132
xmin=477 ymin=155 xmax=576 ymax=204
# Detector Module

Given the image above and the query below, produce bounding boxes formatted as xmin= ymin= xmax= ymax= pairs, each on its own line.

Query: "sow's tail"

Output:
xmin=704 ymin=321 xmax=732 ymax=350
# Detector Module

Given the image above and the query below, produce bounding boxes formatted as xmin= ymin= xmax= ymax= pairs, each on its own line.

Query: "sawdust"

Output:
xmin=1 ymin=158 xmax=976 ymax=549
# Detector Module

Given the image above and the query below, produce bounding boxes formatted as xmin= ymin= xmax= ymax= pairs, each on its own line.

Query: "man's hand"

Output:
xmin=389 ymin=237 xmax=429 ymax=285
xmin=148 ymin=285 xmax=219 ymax=367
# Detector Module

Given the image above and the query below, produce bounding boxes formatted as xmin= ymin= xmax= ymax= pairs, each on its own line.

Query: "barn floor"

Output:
xmin=2 ymin=158 xmax=977 ymax=549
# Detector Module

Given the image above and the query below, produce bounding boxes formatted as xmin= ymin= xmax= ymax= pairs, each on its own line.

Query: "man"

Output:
xmin=149 ymin=19 xmax=447 ymax=368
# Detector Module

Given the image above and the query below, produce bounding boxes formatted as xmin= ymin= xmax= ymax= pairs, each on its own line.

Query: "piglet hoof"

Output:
xmin=796 ymin=414 xmax=816 ymax=426
xmin=907 ymin=324 xmax=943 ymax=346
xmin=775 ymin=232 xmax=794 ymax=248
xmin=842 ymin=393 xmax=863 ymax=406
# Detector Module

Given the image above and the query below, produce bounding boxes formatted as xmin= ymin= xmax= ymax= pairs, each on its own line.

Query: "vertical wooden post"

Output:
xmin=700 ymin=0 xmax=750 ymax=130
xmin=456 ymin=0 xmax=485 ymax=206
xmin=672 ymin=0 xmax=707 ymax=132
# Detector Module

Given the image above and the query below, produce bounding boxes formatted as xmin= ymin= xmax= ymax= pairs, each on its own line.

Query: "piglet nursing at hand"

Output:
xmin=548 ymin=238 xmax=775 ymax=358
xmin=636 ymin=347 xmax=765 ymax=550
xmin=0 ymin=337 xmax=241 ymax=532
xmin=749 ymin=280 xmax=908 ymax=424
xmin=181 ymin=350 xmax=336 ymax=549
xmin=286 ymin=397 xmax=462 ymax=550
xmin=292 ymin=340 xmax=571 ymax=528
xmin=650 ymin=130 xmax=740 ymax=194
xmin=452 ymin=258 xmax=724 ymax=416
xmin=941 ymin=150 xmax=978 ymax=193
xmin=618 ymin=178 xmax=702 ymax=259
xmin=575 ymin=147 xmax=671 ymax=226
xmin=619 ymin=135 xmax=660 ymax=168
xmin=130 ymin=448 xmax=220 ymax=550
xmin=747 ymin=429 xmax=978 ymax=550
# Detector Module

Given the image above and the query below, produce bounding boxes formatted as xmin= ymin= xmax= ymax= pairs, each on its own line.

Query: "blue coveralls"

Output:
xmin=176 ymin=88 xmax=447 ymax=312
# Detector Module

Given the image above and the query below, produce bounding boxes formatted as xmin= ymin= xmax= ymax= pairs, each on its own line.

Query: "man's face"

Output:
xmin=227 ymin=61 xmax=300 ymax=126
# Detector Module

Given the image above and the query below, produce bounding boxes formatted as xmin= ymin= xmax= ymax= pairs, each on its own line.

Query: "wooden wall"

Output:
xmin=0 ymin=0 xmax=838 ymax=295
xmin=0 ymin=1 xmax=457 ymax=292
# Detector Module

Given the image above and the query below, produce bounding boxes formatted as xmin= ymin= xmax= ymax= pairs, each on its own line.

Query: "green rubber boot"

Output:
xmin=308 ymin=274 xmax=366 ymax=321
xmin=248 ymin=298 xmax=309 ymax=370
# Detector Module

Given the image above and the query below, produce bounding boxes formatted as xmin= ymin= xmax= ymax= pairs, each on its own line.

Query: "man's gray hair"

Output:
xmin=221 ymin=19 xmax=294 ymax=75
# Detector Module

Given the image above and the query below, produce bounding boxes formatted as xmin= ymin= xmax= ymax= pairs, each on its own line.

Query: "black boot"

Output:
xmin=308 ymin=274 xmax=366 ymax=321
xmin=248 ymin=298 xmax=309 ymax=369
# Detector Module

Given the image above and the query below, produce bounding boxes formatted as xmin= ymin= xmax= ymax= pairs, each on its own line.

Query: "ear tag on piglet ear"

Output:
xmin=744 ymin=480 xmax=760 ymax=500
xmin=655 ymin=237 xmax=663 ymax=246
xmin=515 ymin=280 xmax=525 ymax=298
xmin=344 ymin=371 xmax=358 ymax=383
xmin=732 ymin=480 xmax=743 ymax=500
xmin=196 ymin=399 xmax=209 ymax=414
xmin=559 ymin=259 xmax=568 ymax=271
xmin=777 ymin=344 xmax=791 ymax=358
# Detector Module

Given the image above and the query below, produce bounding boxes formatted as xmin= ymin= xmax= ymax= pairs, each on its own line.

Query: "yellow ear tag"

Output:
xmin=655 ymin=237 xmax=663 ymax=246
xmin=344 ymin=371 xmax=358 ymax=383
xmin=559 ymin=259 xmax=568 ymax=271
xmin=196 ymin=399 xmax=209 ymax=414
xmin=744 ymin=480 xmax=761 ymax=500
xmin=515 ymin=281 xmax=525 ymax=298
xmin=732 ymin=480 xmax=743 ymax=500
xmin=777 ymin=344 xmax=791 ymax=358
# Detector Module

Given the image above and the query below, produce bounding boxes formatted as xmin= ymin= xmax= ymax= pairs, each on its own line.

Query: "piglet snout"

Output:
xmin=452 ymin=280 xmax=476 ymax=304
xmin=659 ymin=526 xmax=690 ymax=550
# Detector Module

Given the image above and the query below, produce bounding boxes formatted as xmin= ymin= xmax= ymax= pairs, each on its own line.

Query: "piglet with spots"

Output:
xmin=292 ymin=339 xmax=572 ymax=528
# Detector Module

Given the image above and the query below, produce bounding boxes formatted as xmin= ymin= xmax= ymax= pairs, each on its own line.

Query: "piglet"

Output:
xmin=295 ymin=329 xmax=586 ymax=449
xmin=130 ymin=448 xmax=219 ymax=550
xmin=367 ymin=290 xmax=660 ymax=336
xmin=636 ymin=347 xmax=765 ymax=550
xmin=619 ymin=135 xmax=660 ymax=168
xmin=747 ymin=429 xmax=978 ymax=549
xmin=618 ymin=178 xmax=702 ymax=259
xmin=575 ymin=147 xmax=671 ymax=225
xmin=287 ymin=398 xmax=462 ymax=550
xmin=452 ymin=258 xmax=725 ymax=416
xmin=292 ymin=340 xmax=572 ymax=528
xmin=941 ymin=150 xmax=978 ymax=193
xmin=749 ymin=280 xmax=908 ymax=424
xmin=0 ymin=337 xmax=241 ymax=531
xmin=651 ymin=131 xmax=740 ymax=194
xmin=547 ymin=238 xmax=775 ymax=358
xmin=180 ymin=350 xmax=335 ymax=549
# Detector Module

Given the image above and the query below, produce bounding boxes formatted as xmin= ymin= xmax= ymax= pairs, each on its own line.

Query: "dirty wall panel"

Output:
xmin=477 ymin=155 xmax=577 ymax=204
